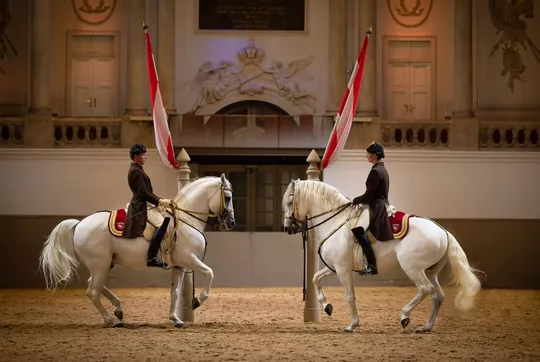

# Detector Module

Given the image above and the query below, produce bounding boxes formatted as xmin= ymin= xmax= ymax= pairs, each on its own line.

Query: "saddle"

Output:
xmin=107 ymin=208 xmax=160 ymax=241
xmin=366 ymin=208 xmax=415 ymax=244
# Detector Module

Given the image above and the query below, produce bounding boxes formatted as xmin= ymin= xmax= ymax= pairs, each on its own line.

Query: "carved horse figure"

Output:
xmin=282 ymin=179 xmax=483 ymax=333
xmin=40 ymin=175 xmax=235 ymax=328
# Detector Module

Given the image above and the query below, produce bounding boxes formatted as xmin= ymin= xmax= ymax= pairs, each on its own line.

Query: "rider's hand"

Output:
xmin=158 ymin=199 xmax=172 ymax=207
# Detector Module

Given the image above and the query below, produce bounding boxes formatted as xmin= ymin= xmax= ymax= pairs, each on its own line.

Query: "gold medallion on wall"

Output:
xmin=387 ymin=0 xmax=433 ymax=28
xmin=71 ymin=0 xmax=117 ymax=25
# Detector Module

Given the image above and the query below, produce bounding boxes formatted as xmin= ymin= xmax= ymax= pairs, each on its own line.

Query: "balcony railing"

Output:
xmin=170 ymin=114 xmax=335 ymax=149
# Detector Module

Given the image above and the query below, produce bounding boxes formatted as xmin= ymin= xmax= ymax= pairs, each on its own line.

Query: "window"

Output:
xmin=199 ymin=165 xmax=307 ymax=232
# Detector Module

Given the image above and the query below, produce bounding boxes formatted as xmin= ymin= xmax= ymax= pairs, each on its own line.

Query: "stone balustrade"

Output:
xmin=478 ymin=122 xmax=539 ymax=150
xmin=52 ymin=119 xmax=122 ymax=147
xmin=381 ymin=122 xmax=451 ymax=148
xmin=0 ymin=118 xmax=24 ymax=146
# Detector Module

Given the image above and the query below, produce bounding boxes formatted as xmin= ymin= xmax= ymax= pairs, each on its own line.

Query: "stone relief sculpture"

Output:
xmin=188 ymin=38 xmax=317 ymax=114
xmin=488 ymin=0 xmax=540 ymax=93
xmin=71 ymin=0 xmax=117 ymax=25
xmin=387 ymin=0 xmax=433 ymax=27
xmin=0 ymin=0 xmax=17 ymax=76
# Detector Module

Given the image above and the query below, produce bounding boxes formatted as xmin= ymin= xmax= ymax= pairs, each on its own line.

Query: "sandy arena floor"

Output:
xmin=0 ymin=286 xmax=539 ymax=361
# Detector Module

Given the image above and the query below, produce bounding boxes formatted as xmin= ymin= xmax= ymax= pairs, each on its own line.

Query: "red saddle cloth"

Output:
xmin=108 ymin=208 xmax=127 ymax=237
xmin=389 ymin=211 xmax=414 ymax=239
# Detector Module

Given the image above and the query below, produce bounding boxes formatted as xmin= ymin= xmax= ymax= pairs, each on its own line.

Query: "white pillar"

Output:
xmin=304 ymin=149 xmax=321 ymax=323
xmin=326 ymin=0 xmax=348 ymax=114
xmin=176 ymin=148 xmax=194 ymax=322
xmin=453 ymin=0 xmax=473 ymax=118
xmin=125 ymin=0 xmax=147 ymax=116
xmin=356 ymin=0 xmax=377 ymax=116
xmin=157 ymin=0 xmax=176 ymax=115
xmin=29 ymin=0 xmax=51 ymax=114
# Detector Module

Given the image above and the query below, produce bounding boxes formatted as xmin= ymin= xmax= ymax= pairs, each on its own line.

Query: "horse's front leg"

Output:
xmin=335 ymin=266 xmax=360 ymax=332
xmin=169 ymin=267 xmax=185 ymax=328
xmin=183 ymin=254 xmax=214 ymax=310
xmin=313 ymin=266 xmax=335 ymax=316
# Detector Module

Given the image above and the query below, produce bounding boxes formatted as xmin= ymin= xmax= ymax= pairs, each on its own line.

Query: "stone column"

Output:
xmin=125 ymin=0 xmax=148 ymax=116
xmin=157 ymin=0 xmax=176 ymax=115
xmin=176 ymin=148 xmax=194 ymax=322
xmin=29 ymin=0 xmax=50 ymax=114
xmin=453 ymin=0 xmax=473 ymax=118
xmin=356 ymin=0 xmax=377 ymax=116
xmin=326 ymin=0 xmax=348 ymax=113
xmin=304 ymin=149 xmax=321 ymax=323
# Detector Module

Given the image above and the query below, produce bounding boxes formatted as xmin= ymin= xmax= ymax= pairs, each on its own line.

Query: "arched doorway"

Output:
xmin=216 ymin=100 xmax=289 ymax=116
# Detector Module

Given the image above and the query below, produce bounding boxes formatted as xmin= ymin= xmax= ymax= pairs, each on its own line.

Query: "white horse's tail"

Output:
xmin=39 ymin=219 xmax=80 ymax=291
xmin=446 ymin=231 xmax=483 ymax=311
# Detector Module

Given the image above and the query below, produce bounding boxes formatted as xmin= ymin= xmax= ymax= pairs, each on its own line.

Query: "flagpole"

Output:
xmin=320 ymin=27 xmax=372 ymax=172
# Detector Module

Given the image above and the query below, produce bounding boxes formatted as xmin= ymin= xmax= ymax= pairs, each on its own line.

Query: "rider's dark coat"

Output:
xmin=122 ymin=163 xmax=161 ymax=238
xmin=353 ymin=162 xmax=394 ymax=241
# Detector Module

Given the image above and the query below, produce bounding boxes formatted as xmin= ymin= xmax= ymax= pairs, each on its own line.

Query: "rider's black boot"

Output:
xmin=351 ymin=226 xmax=378 ymax=276
xmin=147 ymin=217 xmax=170 ymax=268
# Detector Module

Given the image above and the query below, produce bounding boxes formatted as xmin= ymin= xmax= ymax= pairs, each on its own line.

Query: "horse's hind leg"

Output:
xmin=399 ymin=268 xmax=432 ymax=330
xmin=101 ymin=285 xmax=124 ymax=321
xmin=169 ymin=267 xmax=185 ymax=328
xmin=418 ymin=272 xmax=445 ymax=333
xmin=313 ymin=266 xmax=334 ymax=316
xmin=86 ymin=266 xmax=123 ymax=327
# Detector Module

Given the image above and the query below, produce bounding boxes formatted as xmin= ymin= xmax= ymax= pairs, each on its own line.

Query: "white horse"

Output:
xmin=39 ymin=174 xmax=235 ymax=328
xmin=282 ymin=179 xmax=483 ymax=333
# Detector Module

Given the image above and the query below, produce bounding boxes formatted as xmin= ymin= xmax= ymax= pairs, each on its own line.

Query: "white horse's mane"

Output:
xmin=295 ymin=180 xmax=350 ymax=211
xmin=173 ymin=176 xmax=227 ymax=205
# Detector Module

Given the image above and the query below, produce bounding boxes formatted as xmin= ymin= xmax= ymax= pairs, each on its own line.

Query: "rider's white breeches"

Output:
xmin=147 ymin=203 xmax=165 ymax=228
xmin=353 ymin=206 xmax=370 ymax=231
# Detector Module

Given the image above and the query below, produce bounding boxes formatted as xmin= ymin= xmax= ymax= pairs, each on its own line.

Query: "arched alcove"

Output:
xmin=215 ymin=100 xmax=289 ymax=116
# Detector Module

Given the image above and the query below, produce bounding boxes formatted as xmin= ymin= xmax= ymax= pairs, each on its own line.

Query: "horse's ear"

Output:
xmin=220 ymin=173 xmax=226 ymax=183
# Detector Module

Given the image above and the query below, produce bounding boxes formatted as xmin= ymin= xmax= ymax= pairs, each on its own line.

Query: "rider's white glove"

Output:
xmin=158 ymin=199 xmax=172 ymax=207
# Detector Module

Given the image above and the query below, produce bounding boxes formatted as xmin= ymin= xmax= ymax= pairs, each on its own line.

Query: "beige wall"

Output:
xmin=473 ymin=0 xmax=540 ymax=117
xmin=1 ymin=148 xmax=539 ymax=289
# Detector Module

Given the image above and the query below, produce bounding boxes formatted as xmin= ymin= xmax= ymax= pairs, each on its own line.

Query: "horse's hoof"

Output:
xmin=114 ymin=310 xmax=124 ymax=320
xmin=416 ymin=327 xmax=432 ymax=334
xmin=111 ymin=321 xmax=124 ymax=328
xmin=174 ymin=321 xmax=185 ymax=328
xmin=344 ymin=327 xmax=355 ymax=333
xmin=192 ymin=297 xmax=201 ymax=310
xmin=401 ymin=318 xmax=410 ymax=329
xmin=324 ymin=304 xmax=333 ymax=316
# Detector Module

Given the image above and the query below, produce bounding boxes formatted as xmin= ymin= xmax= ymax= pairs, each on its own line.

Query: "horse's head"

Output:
xmin=208 ymin=173 xmax=236 ymax=230
xmin=282 ymin=179 xmax=304 ymax=235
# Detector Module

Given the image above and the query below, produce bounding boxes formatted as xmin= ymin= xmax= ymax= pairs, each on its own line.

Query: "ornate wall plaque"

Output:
xmin=197 ymin=0 xmax=305 ymax=31
xmin=71 ymin=0 xmax=117 ymax=25
xmin=488 ymin=0 xmax=540 ymax=93
xmin=387 ymin=0 xmax=433 ymax=28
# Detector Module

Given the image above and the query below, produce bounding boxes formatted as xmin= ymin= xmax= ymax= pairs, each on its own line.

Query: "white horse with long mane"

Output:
xmin=282 ymin=179 xmax=483 ymax=333
xmin=39 ymin=174 xmax=235 ymax=328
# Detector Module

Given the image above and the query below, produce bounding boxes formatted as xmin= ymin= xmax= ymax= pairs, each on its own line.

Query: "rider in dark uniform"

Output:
xmin=122 ymin=144 xmax=171 ymax=268
xmin=351 ymin=141 xmax=393 ymax=275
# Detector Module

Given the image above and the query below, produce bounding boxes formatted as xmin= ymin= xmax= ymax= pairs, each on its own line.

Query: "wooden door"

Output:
xmin=387 ymin=62 xmax=431 ymax=121
xmin=69 ymin=35 xmax=117 ymax=117
xmin=409 ymin=63 xmax=431 ymax=121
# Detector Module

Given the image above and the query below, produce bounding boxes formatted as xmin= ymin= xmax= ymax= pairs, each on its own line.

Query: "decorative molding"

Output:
xmin=188 ymin=39 xmax=317 ymax=115
xmin=71 ymin=0 xmax=117 ymax=25
xmin=487 ymin=0 xmax=540 ymax=94
xmin=0 ymin=148 xmax=163 ymax=160
xmin=337 ymin=149 xmax=540 ymax=163
xmin=387 ymin=0 xmax=433 ymax=28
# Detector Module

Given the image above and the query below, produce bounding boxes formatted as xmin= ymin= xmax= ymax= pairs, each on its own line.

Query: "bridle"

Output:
xmin=170 ymin=182 xmax=234 ymax=231
xmin=285 ymin=188 xmax=352 ymax=234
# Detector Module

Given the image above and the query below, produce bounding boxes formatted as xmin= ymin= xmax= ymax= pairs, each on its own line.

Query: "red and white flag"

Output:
xmin=321 ymin=29 xmax=372 ymax=170
xmin=144 ymin=24 xmax=178 ymax=169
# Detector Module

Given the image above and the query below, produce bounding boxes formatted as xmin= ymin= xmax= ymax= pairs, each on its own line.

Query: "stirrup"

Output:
xmin=147 ymin=257 xmax=167 ymax=268
xmin=357 ymin=265 xmax=378 ymax=276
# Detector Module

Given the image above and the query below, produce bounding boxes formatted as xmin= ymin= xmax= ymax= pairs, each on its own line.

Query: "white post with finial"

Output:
xmin=304 ymin=149 xmax=321 ymax=323
xmin=176 ymin=148 xmax=194 ymax=322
